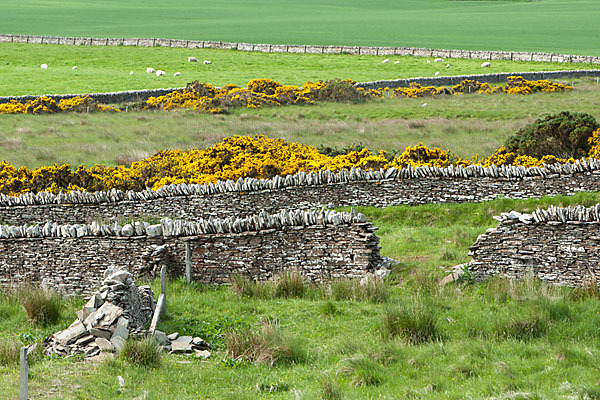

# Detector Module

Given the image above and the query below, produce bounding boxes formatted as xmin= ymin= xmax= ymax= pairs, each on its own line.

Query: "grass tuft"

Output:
xmin=119 ymin=336 xmax=162 ymax=368
xmin=225 ymin=319 xmax=307 ymax=366
xmin=382 ymin=298 xmax=440 ymax=344
xmin=496 ymin=314 xmax=548 ymax=341
xmin=338 ymin=355 xmax=385 ymax=387
xmin=0 ymin=337 xmax=20 ymax=366
xmin=15 ymin=285 xmax=62 ymax=325
xmin=331 ymin=278 xmax=389 ymax=303
xmin=319 ymin=373 xmax=343 ymax=400
xmin=274 ymin=271 xmax=306 ymax=299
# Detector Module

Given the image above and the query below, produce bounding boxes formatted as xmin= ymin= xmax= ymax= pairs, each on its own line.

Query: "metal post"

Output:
xmin=160 ymin=265 xmax=166 ymax=314
xmin=185 ymin=242 xmax=192 ymax=284
xmin=19 ymin=346 xmax=28 ymax=400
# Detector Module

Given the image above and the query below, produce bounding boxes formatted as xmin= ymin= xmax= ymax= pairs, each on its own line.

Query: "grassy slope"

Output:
xmin=2 ymin=79 xmax=600 ymax=168
xmin=1 ymin=0 xmax=600 ymax=55
xmin=2 ymin=194 xmax=600 ymax=399
xmin=0 ymin=43 xmax=585 ymax=96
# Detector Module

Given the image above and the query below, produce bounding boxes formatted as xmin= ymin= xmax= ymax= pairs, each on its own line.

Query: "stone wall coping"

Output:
xmin=0 ymin=208 xmax=368 ymax=239
xmin=2 ymin=158 xmax=599 ymax=208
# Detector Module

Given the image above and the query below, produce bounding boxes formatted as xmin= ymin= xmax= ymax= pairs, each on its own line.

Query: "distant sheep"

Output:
xmin=130 ymin=71 xmax=134 ymax=75
xmin=446 ymin=64 xmax=450 ymax=68
xmin=72 ymin=66 xmax=77 ymax=70
xmin=434 ymin=58 xmax=444 ymax=62
xmin=481 ymin=62 xmax=491 ymax=68
xmin=382 ymin=59 xmax=389 ymax=64
xmin=174 ymin=72 xmax=181 ymax=77
xmin=146 ymin=67 xmax=156 ymax=74
xmin=40 ymin=64 xmax=48 ymax=69
xmin=434 ymin=72 xmax=440 ymax=76
xmin=394 ymin=61 xmax=400 ymax=64
xmin=203 ymin=60 xmax=211 ymax=65
xmin=188 ymin=57 xmax=198 ymax=62
xmin=155 ymin=70 xmax=166 ymax=76
xmin=426 ymin=60 xmax=431 ymax=64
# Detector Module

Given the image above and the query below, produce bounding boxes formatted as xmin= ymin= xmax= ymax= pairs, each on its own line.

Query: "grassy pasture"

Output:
xmin=2 ymin=194 xmax=600 ymax=399
xmin=0 ymin=43 xmax=585 ymax=96
xmin=1 ymin=0 xmax=600 ymax=55
xmin=1 ymin=79 xmax=599 ymax=168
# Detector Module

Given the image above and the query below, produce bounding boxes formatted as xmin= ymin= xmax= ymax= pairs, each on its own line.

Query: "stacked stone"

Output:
xmin=2 ymin=160 xmax=600 ymax=209
xmin=468 ymin=204 xmax=600 ymax=288
xmin=44 ymin=267 xmax=155 ymax=357
xmin=0 ymin=208 xmax=367 ymax=239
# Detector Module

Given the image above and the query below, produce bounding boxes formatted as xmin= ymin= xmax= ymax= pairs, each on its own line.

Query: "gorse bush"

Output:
xmin=505 ymin=111 xmax=599 ymax=159
xmin=382 ymin=299 xmax=440 ymax=344
xmin=225 ymin=320 xmax=307 ymax=366
xmin=119 ymin=336 xmax=162 ymax=368
xmin=16 ymin=286 xmax=62 ymax=325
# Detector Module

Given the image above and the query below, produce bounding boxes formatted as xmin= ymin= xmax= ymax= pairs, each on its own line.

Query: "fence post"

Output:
xmin=19 ymin=346 xmax=28 ymax=400
xmin=185 ymin=242 xmax=192 ymax=284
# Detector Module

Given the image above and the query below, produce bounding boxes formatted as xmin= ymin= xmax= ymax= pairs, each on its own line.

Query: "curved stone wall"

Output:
xmin=468 ymin=204 xmax=600 ymax=288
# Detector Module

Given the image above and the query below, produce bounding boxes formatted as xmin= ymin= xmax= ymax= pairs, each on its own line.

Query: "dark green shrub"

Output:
xmin=505 ymin=111 xmax=599 ymax=159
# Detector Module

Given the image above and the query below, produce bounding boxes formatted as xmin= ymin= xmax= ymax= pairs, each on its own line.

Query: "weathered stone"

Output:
xmin=167 ymin=332 xmax=179 ymax=341
xmin=152 ymin=330 xmax=168 ymax=345
xmin=90 ymin=327 xmax=113 ymax=340
xmin=95 ymin=338 xmax=114 ymax=353
xmin=111 ymin=336 xmax=126 ymax=352
xmin=53 ymin=321 xmax=87 ymax=345
xmin=112 ymin=325 xmax=129 ymax=340
xmin=170 ymin=342 xmax=193 ymax=353
xmin=195 ymin=350 xmax=211 ymax=359
xmin=75 ymin=335 xmax=95 ymax=346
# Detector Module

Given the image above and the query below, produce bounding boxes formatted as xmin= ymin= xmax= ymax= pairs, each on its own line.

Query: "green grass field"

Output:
xmin=0 ymin=43 xmax=585 ymax=96
xmin=2 ymin=194 xmax=600 ymax=399
xmin=2 ymin=0 xmax=600 ymax=55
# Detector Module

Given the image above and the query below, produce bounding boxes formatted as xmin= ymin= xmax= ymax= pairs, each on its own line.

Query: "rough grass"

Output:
xmin=3 ymin=79 xmax=600 ymax=168
xmin=14 ymin=285 xmax=62 ymax=326
xmin=119 ymin=336 xmax=162 ymax=369
xmin=1 ymin=0 xmax=600 ymax=55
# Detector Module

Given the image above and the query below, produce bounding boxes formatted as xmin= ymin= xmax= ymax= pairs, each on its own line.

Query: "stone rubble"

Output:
xmin=44 ymin=267 xmax=211 ymax=358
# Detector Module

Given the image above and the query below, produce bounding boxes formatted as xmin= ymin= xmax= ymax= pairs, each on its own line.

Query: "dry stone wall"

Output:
xmin=468 ymin=204 xmax=600 ymax=288
xmin=2 ymin=161 xmax=600 ymax=226
xmin=0 ymin=209 xmax=381 ymax=295
xmin=2 ymin=33 xmax=599 ymax=64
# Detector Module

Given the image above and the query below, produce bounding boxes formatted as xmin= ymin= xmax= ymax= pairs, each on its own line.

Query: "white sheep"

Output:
xmin=394 ymin=61 xmax=400 ymax=64
xmin=40 ymin=64 xmax=48 ymax=69
xmin=146 ymin=67 xmax=156 ymax=74
xmin=426 ymin=60 xmax=431 ymax=64
xmin=188 ymin=57 xmax=198 ymax=62
xmin=434 ymin=58 xmax=444 ymax=62
xmin=72 ymin=66 xmax=77 ymax=70
xmin=446 ymin=64 xmax=450 ymax=68
xmin=481 ymin=62 xmax=491 ymax=68
xmin=155 ymin=70 xmax=166 ymax=76
xmin=130 ymin=71 xmax=134 ymax=75
xmin=382 ymin=59 xmax=390 ymax=64
xmin=174 ymin=72 xmax=181 ymax=77
xmin=422 ymin=103 xmax=428 ymax=107
xmin=434 ymin=71 xmax=440 ymax=76
xmin=203 ymin=60 xmax=211 ymax=65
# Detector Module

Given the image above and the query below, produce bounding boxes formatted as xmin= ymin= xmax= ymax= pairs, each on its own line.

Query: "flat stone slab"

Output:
xmin=195 ymin=350 xmax=211 ymax=359
xmin=95 ymin=338 xmax=114 ymax=353
xmin=54 ymin=321 xmax=87 ymax=345
xmin=170 ymin=342 xmax=193 ymax=353
xmin=167 ymin=332 xmax=179 ymax=341
xmin=112 ymin=325 xmax=129 ymax=340
xmin=173 ymin=336 xmax=192 ymax=345
xmin=90 ymin=327 xmax=113 ymax=340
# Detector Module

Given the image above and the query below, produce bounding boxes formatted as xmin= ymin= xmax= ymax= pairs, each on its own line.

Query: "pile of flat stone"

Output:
xmin=44 ymin=267 xmax=155 ymax=357
xmin=152 ymin=331 xmax=211 ymax=358
xmin=44 ymin=266 xmax=212 ymax=359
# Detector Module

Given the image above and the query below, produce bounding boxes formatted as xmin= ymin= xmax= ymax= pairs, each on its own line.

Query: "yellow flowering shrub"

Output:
xmin=0 ymin=95 xmax=120 ymax=115
xmin=3 ymin=133 xmax=600 ymax=197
